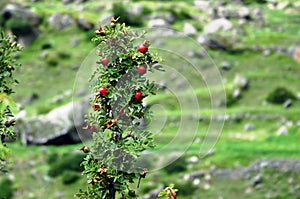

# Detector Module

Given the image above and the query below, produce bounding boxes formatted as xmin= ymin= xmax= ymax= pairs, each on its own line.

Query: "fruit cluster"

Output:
xmin=76 ymin=17 xmax=163 ymax=199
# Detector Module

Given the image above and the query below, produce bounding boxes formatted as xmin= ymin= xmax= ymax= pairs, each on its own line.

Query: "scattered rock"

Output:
xmin=244 ymin=123 xmax=255 ymax=131
xmin=48 ymin=13 xmax=75 ymax=30
xmin=22 ymin=93 xmax=39 ymax=105
xmin=16 ymin=99 xmax=91 ymax=145
xmin=252 ymin=174 xmax=263 ymax=187
xmin=62 ymin=0 xmax=73 ymax=4
xmin=297 ymin=93 xmax=300 ymax=100
xmin=294 ymin=1 xmax=300 ymax=9
xmin=234 ymin=74 xmax=249 ymax=90
xmin=187 ymin=156 xmax=199 ymax=164
xmin=70 ymin=38 xmax=80 ymax=47
xmin=194 ymin=0 xmax=210 ymax=11
xmin=130 ymin=4 xmax=143 ymax=15
xmin=232 ymin=88 xmax=241 ymax=99
xmin=277 ymin=125 xmax=288 ymax=135
xmin=263 ymin=48 xmax=271 ymax=56
xmin=203 ymin=18 xmax=233 ymax=34
xmin=142 ymin=185 xmax=164 ymax=199
xmin=277 ymin=1 xmax=290 ymax=10
xmin=76 ymin=17 xmax=93 ymax=31
xmin=220 ymin=61 xmax=231 ymax=70
xmin=197 ymin=35 xmax=230 ymax=51
xmin=292 ymin=41 xmax=300 ymax=63
xmin=148 ymin=18 xmax=168 ymax=28
xmin=52 ymin=95 xmax=63 ymax=104
xmin=238 ymin=7 xmax=250 ymax=19
xmin=183 ymin=22 xmax=197 ymax=35
xmin=283 ymin=99 xmax=292 ymax=109
xmin=2 ymin=4 xmax=42 ymax=27
xmin=193 ymin=178 xmax=201 ymax=185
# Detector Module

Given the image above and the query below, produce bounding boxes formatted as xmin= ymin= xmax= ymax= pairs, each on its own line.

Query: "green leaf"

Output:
xmin=0 ymin=93 xmax=18 ymax=114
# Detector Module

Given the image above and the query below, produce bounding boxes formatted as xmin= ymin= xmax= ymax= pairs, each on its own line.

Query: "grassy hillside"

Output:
xmin=1 ymin=0 xmax=300 ymax=198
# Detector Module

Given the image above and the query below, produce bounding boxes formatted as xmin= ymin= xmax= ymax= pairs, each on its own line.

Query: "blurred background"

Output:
xmin=1 ymin=0 xmax=300 ymax=198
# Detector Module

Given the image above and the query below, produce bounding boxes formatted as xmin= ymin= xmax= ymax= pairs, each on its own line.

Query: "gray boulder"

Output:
xmin=194 ymin=0 xmax=210 ymax=11
xmin=204 ymin=18 xmax=233 ymax=34
xmin=48 ymin=13 xmax=75 ymax=30
xmin=148 ymin=18 xmax=168 ymax=28
xmin=16 ymin=99 xmax=90 ymax=145
xmin=77 ymin=17 xmax=93 ymax=31
xmin=1 ymin=4 xmax=41 ymax=47
xmin=183 ymin=22 xmax=197 ymax=35
xmin=234 ymin=74 xmax=249 ymax=90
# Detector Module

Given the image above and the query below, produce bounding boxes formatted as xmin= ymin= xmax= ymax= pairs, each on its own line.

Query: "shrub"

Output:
xmin=46 ymin=152 xmax=59 ymax=164
xmin=176 ymin=181 xmax=197 ymax=197
xmin=0 ymin=177 xmax=14 ymax=199
xmin=62 ymin=170 xmax=80 ymax=185
xmin=5 ymin=18 xmax=34 ymax=35
xmin=163 ymin=157 xmax=187 ymax=174
xmin=48 ymin=153 xmax=84 ymax=177
xmin=45 ymin=51 xmax=59 ymax=67
xmin=266 ymin=87 xmax=296 ymax=104
xmin=112 ymin=3 xmax=144 ymax=26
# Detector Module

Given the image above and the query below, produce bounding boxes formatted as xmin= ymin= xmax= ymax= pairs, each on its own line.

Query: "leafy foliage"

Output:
xmin=0 ymin=177 xmax=14 ymax=199
xmin=48 ymin=153 xmax=85 ymax=177
xmin=0 ymin=31 xmax=22 ymax=173
xmin=266 ymin=87 xmax=296 ymax=104
xmin=76 ymin=17 xmax=163 ymax=199
xmin=62 ymin=170 xmax=80 ymax=185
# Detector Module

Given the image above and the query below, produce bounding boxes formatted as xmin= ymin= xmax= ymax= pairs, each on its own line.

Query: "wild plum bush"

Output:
xmin=0 ymin=31 xmax=22 ymax=173
xmin=76 ymin=17 xmax=164 ymax=199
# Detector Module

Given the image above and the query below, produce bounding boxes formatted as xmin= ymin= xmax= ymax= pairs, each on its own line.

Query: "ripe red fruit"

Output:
xmin=93 ymin=104 xmax=100 ymax=111
xmin=137 ymin=65 xmax=147 ymax=75
xmin=101 ymin=57 xmax=109 ymax=65
xmin=89 ymin=125 xmax=96 ymax=132
xmin=98 ymin=87 xmax=108 ymax=96
xmin=137 ymin=44 xmax=148 ymax=53
xmin=134 ymin=91 xmax=143 ymax=101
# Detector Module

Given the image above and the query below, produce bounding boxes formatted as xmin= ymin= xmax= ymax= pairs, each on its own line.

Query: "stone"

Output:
xmin=70 ymin=38 xmax=80 ymax=47
xmin=294 ymin=1 xmax=300 ymax=8
xmin=220 ymin=61 xmax=231 ymax=70
xmin=194 ymin=0 xmax=210 ymax=11
xmin=62 ymin=0 xmax=73 ymax=4
xmin=193 ymin=178 xmax=201 ymax=185
xmin=142 ymin=185 xmax=164 ymax=199
xmin=183 ymin=22 xmax=197 ymax=35
xmin=232 ymin=89 xmax=241 ymax=99
xmin=2 ymin=4 xmax=41 ymax=47
xmin=244 ymin=123 xmax=255 ymax=131
xmin=277 ymin=125 xmax=288 ymax=135
xmin=22 ymin=93 xmax=39 ymax=105
xmin=277 ymin=1 xmax=290 ymax=10
xmin=204 ymin=18 xmax=233 ymax=34
xmin=2 ymin=4 xmax=42 ymax=27
xmin=131 ymin=4 xmax=143 ymax=15
xmin=234 ymin=74 xmax=249 ymax=90
xmin=252 ymin=174 xmax=263 ymax=187
xmin=15 ymin=99 xmax=91 ymax=145
xmin=148 ymin=18 xmax=168 ymax=28
xmin=187 ymin=156 xmax=199 ymax=163
xmin=292 ymin=41 xmax=300 ymax=63
xmin=283 ymin=99 xmax=292 ymax=108
xmin=48 ymin=13 xmax=75 ymax=30
xmin=263 ymin=48 xmax=271 ymax=56
xmin=77 ymin=17 xmax=93 ymax=31
xmin=197 ymin=35 xmax=229 ymax=51
xmin=297 ymin=93 xmax=300 ymax=100
xmin=238 ymin=7 xmax=250 ymax=19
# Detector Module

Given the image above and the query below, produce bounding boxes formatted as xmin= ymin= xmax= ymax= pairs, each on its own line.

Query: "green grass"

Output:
xmin=3 ymin=0 xmax=300 ymax=198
